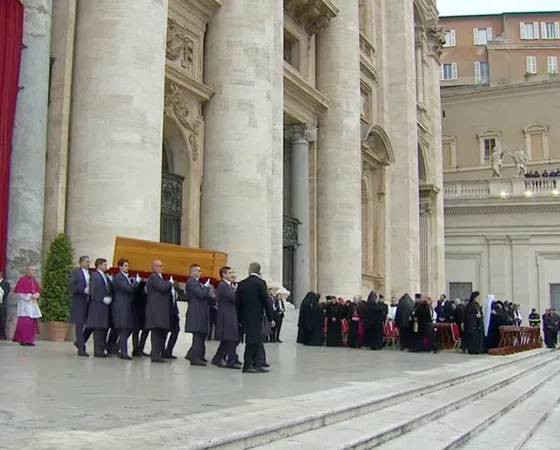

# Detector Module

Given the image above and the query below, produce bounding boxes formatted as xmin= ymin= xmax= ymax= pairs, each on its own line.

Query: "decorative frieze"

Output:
xmin=285 ymin=123 xmax=318 ymax=142
xmin=164 ymin=82 xmax=203 ymax=161
xmin=284 ymin=0 xmax=338 ymax=36
xmin=166 ymin=18 xmax=200 ymax=78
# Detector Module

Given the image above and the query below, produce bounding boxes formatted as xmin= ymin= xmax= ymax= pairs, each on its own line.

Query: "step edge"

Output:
xmin=512 ymin=392 xmax=560 ymax=450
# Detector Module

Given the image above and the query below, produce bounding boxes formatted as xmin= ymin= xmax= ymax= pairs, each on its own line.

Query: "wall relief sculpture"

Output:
xmin=284 ymin=0 xmax=336 ymax=36
xmin=426 ymin=23 xmax=445 ymax=59
xmin=164 ymin=83 xmax=202 ymax=161
xmin=166 ymin=18 xmax=194 ymax=74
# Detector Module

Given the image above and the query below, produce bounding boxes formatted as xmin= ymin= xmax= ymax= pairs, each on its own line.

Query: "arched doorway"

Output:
xmin=160 ymin=137 xmax=184 ymax=245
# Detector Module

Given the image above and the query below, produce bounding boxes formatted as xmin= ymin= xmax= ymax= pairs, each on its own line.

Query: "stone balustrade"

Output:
xmin=444 ymin=178 xmax=560 ymax=199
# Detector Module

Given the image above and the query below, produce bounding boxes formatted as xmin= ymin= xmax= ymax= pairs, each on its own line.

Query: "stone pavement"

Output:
xmin=0 ymin=310 xmax=487 ymax=449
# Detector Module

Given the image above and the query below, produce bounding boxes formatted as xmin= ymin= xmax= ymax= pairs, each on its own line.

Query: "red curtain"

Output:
xmin=0 ymin=0 xmax=24 ymax=272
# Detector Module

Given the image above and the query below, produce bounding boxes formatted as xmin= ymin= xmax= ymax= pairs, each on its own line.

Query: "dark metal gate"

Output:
xmin=282 ymin=215 xmax=299 ymax=302
xmin=160 ymin=171 xmax=184 ymax=245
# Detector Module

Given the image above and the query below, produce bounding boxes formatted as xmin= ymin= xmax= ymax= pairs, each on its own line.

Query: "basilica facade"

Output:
xmin=4 ymin=0 xmax=445 ymax=302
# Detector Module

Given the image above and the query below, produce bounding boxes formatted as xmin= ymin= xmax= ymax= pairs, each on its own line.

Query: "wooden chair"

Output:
xmin=451 ymin=322 xmax=462 ymax=350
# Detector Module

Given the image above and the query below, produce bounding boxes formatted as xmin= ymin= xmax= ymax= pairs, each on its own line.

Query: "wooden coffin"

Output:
xmin=111 ymin=236 xmax=227 ymax=280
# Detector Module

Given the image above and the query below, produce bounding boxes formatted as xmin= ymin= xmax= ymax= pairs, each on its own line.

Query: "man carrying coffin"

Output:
xmin=145 ymin=260 xmax=173 ymax=363
xmin=211 ymin=266 xmax=241 ymax=369
xmin=112 ymin=259 xmax=138 ymax=360
xmin=86 ymin=258 xmax=113 ymax=358
xmin=236 ymin=262 xmax=275 ymax=373
xmin=69 ymin=256 xmax=93 ymax=357
xmin=185 ymin=263 xmax=214 ymax=366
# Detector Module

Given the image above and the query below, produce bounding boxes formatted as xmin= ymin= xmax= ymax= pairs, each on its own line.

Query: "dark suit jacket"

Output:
xmin=236 ymin=275 xmax=273 ymax=344
xmin=185 ymin=276 xmax=212 ymax=334
xmin=0 ymin=279 xmax=10 ymax=326
xmin=69 ymin=267 xmax=89 ymax=325
xmin=145 ymin=273 xmax=172 ymax=330
xmin=85 ymin=271 xmax=112 ymax=329
xmin=112 ymin=271 xmax=135 ymax=330
xmin=215 ymin=280 xmax=238 ymax=342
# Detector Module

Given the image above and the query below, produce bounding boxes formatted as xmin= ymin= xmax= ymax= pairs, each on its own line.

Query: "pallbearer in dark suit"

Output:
xmin=185 ymin=263 xmax=214 ymax=366
xmin=85 ymin=258 xmax=113 ymax=358
xmin=69 ymin=256 xmax=92 ymax=356
xmin=131 ymin=279 xmax=149 ymax=357
xmin=211 ymin=266 xmax=241 ymax=369
xmin=236 ymin=262 xmax=274 ymax=374
xmin=145 ymin=260 xmax=173 ymax=363
xmin=111 ymin=259 xmax=137 ymax=360
xmin=162 ymin=280 xmax=180 ymax=359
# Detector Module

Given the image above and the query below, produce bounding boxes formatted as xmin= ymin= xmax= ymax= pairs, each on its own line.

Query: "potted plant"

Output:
xmin=40 ymin=233 xmax=74 ymax=341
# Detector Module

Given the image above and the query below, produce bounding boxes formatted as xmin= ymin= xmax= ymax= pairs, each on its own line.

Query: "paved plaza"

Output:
xmin=1 ymin=310 xmax=492 ymax=449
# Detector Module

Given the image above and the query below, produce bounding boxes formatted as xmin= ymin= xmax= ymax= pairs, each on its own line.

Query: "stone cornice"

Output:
xmin=283 ymin=0 xmax=338 ymax=36
xmin=420 ymin=183 xmax=440 ymax=200
xmin=487 ymin=43 xmax=560 ymax=51
xmin=165 ymin=62 xmax=214 ymax=102
xmin=180 ymin=0 xmax=222 ymax=23
xmin=284 ymin=63 xmax=329 ymax=124
xmin=442 ymin=79 xmax=560 ymax=103
xmin=445 ymin=204 xmax=560 ymax=215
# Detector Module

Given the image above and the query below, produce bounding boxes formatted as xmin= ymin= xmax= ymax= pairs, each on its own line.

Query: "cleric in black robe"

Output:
xmin=346 ymin=301 xmax=360 ymax=348
xmin=409 ymin=300 xmax=439 ymax=353
xmin=485 ymin=302 xmax=509 ymax=350
xmin=297 ymin=292 xmax=313 ymax=344
xmin=325 ymin=297 xmax=343 ymax=347
xmin=362 ymin=291 xmax=385 ymax=350
xmin=300 ymin=292 xmax=324 ymax=346
xmin=462 ymin=291 xmax=485 ymax=354
xmin=395 ymin=293 xmax=415 ymax=350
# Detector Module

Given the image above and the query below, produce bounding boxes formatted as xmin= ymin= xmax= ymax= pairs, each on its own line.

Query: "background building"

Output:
xmin=440 ymin=10 xmax=560 ymax=314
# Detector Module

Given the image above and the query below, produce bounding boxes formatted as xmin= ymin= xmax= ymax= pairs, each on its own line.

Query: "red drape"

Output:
xmin=0 ymin=0 xmax=24 ymax=272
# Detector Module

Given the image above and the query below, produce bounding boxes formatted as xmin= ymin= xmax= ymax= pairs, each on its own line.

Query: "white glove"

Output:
xmin=204 ymin=279 xmax=210 ymax=288
xmin=84 ymin=286 xmax=89 ymax=295
xmin=102 ymin=296 xmax=112 ymax=306
xmin=135 ymin=273 xmax=141 ymax=283
xmin=169 ymin=275 xmax=174 ymax=284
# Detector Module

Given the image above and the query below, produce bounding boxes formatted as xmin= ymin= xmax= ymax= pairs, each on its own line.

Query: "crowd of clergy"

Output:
xmin=296 ymin=291 xmax=556 ymax=355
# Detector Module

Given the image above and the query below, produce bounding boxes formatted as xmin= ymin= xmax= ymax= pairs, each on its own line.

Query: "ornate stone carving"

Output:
xmin=426 ymin=23 xmax=445 ymax=60
xmin=164 ymin=83 xmax=202 ymax=161
xmin=285 ymin=123 xmax=318 ymax=143
xmin=283 ymin=215 xmax=300 ymax=246
xmin=166 ymin=19 xmax=194 ymax=74
xmin=284 ymin=0 xmax=337 ymax=36
xmin=420 ymin=202 xmax=431 ymax=216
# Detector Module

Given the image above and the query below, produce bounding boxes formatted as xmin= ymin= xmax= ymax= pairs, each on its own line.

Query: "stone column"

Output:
xmin=6 ymin=0 xmax=52 ymax=283
xmin=66 ymin=0 xmax=168 ymax=259
xmin=201 ymin=0 xmax=283 ymax=278
xmin=286 ymin=123 xmax=316 ymax=303
xmin=415 ymin=28 xmax=425 ymax=105
xmin=419 ymin=202 xmax=431 ymax=295
xmin=385 ymin=0 xmax=420 ymax=296
xmin=316 ymin=3 xmax=362 ymax=298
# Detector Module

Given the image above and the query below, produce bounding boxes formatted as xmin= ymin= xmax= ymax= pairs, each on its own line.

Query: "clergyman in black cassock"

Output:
xmin=462 ymin=291 xmax=485 ymax=354
xmin=211 ymin=267 xmax=241 ymax=369
xmin=395 ymin=293 xmax=415 ymax=350
xmin=325 ymin=297 xmax=343 ymax=347
xmin=111 ymin=259 xmax=137 ymax=360
xmin=68 ymin=256 xmax=92 ymax=356
xmin=236 ymin=263 xmax=274 ymax=373
xmin=85 ymin=259 xmax=113 ymax=358
xmin=145 ymin=261 xmax=173 ymax=363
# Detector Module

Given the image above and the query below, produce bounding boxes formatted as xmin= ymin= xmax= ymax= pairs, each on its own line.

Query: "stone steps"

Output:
xmin=33 ymin=348 xmax=554 ymax=450
xmin=519 ymin=403 xmax=560 ymax=450
xmin=255 ymin=352 xmax=560 ymax=450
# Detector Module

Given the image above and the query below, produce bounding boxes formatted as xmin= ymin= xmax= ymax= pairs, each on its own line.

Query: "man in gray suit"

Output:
xmin=145 ymin=260 xmax=173 ymax=363
xmin=211 ymin=266 xmax=241 ymax=369
xmin=69 ymin=255 xmax=92 ymax=356
xmin=85 ymin=258 xmax=113 ymax=358
xmin=185 ymin=263 xmax=214 ymax=366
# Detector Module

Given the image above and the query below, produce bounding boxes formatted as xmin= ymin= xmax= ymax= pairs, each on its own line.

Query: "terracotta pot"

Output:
xmin=45 ymin=321 xmax=70 ymax=342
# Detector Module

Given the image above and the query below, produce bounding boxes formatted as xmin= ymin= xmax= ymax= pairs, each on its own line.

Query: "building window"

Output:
xmin=360 ymin=88 xmax=371 ymax=121
xmin=443 ymin=30 xmax=456 ymax=47
xmin=441 ymin=62 xmax=458 ymax=81
xmin=473 ymin=27 xmax=492 ymax=45
xmin=474 ymin=61 xmax=489 ymax=84
xmin=541 ymin=22 xmax=560 ymax=39
xmin=520 ymin=22 xmax=540 ymax=39
xmin=477 ymin=130 xmax=501 ymax=164
xmin=442 ymin=136 xmax=457 ymax=170
xmin=548 ymin=56 xmax=558 ymax=74
xmin=526 ymin=56 xmax=537 ymax=74
xmin=283 ymin=30 xmax=300 ymax=70
xmin=449 ymin=282 xmax=473 ymax=301
xmin=523 ymin=123 xmax=549 ymax=160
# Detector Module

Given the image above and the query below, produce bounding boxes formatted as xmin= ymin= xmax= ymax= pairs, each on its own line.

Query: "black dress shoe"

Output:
xmin=212 ymin=359 xmax=225 ymax=367
xmin=277 ymin=339 xmax=283 ymax=343
xmin=151 ymin=358 xmax=167 ymax=363
xmin=256 ymin=367 xmax=270 ymax=373
xmin=94 ymin=353 xmax=108 ymax=358
xmin=262 ymin=363 xmax=270 ymax=368
xmin=163 ymin=354 xmax=177 ymax=360
xmin=225 ymin=363 xmax=241 ymax=370
xmin=142 ymin=352 xmax=151 ymax=357
xmin=242 ymin=367 xmax=259 ymax=373
xmin=73 ymin=341 xmax=78 ymax=349
xmin=77 ymin=351 xmax=89 ymax=357
xmin=119 ymin=354 xmax=133 ymax=361
xmin=190 ymin=359 xmax=207 ymax=367
xmin=201 ymin=357 xmax=208 ymax=363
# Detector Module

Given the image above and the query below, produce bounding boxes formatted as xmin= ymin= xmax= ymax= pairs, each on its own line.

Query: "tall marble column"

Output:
xmin=66 ymin=0 xmax=168 ymax=259
xmin=286 ymin=123 xmax=316 ymax=303
xmin=201 ymin=0 xmax=283 ymax=278
xmin=419 ymin=202 xmax=431 ymax=295
xmin=385 ymin=0 xmax=420 ymax=295
xmin=316 ymin=3 xmax=362 ymax=298
xmin=6 ymin=0 xmax=52 ymax=283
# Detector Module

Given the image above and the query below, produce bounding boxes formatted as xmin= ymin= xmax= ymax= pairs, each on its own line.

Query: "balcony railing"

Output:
xmin=444 ymin=178 xmax=559 ymax=199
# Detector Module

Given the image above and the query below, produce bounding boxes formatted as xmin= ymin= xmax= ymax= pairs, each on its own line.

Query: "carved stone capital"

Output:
xmin=420 ymin=202 xmax=431 ymax=216
xmin=164 ymin=82 xmax=202 ymax=161
xmin=284 ymin=0 xmax=338 ymax=36
xmin=285 ymin=123 xmax=318 ymax=143
xmin=166 ymin=18 xmax=195 ymax=74
xmin=426 ymin=23 xmax=445 ymax=61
